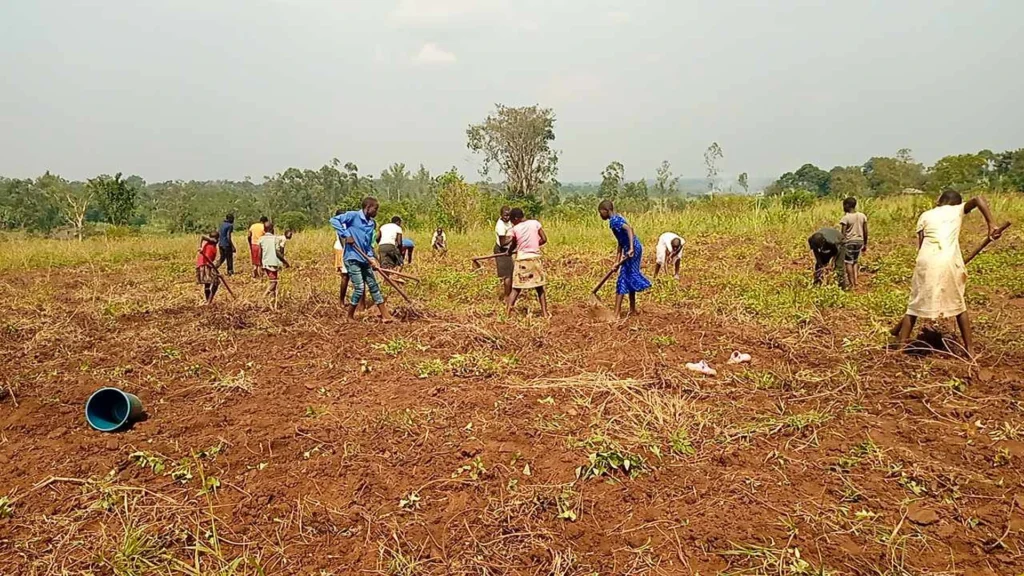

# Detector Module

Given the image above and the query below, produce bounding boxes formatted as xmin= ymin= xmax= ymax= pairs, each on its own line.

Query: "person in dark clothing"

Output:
xmin=808 ymin=227 xmax=847 ymax=287
xmin=216 ymin=214 xmax=236 ymax=275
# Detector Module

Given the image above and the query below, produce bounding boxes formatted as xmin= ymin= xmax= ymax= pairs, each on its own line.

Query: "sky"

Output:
xmin=1 ymin=0 xmax=1023 ymax=184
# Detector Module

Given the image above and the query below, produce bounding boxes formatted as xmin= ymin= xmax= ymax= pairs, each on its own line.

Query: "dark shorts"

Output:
xmin=494 ymin=244 xmax=513 ymax=279
xmin=264 ymin=268 xmax=279 ymax=280
xmin=844 ymin=240 xmax=863 ymax=264
xmin=250 ymin=244 xmax=262 ymax=266
xmin=379 ymin=244 xmax=401 ymax=269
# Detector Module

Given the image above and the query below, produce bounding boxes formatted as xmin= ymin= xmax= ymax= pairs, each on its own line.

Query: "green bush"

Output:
xmin=276 ymin=211 xmax=309 ymax=232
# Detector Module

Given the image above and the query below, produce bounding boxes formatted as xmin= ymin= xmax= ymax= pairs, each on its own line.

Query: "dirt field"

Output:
xmin=2 ymin=197 xmax=1023 ymax=575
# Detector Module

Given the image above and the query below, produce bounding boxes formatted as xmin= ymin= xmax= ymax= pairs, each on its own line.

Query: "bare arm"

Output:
xmin=862 ymin=221 xmax=869 ymax=251
xmin=624 ymin=224 xmax=636 ymax=257
xmin=964 ymin=196 xmax=1000 ymax=239
xmin=277 ymin=248 xmax=289 ymax=268
xmin=538 ymin=228 xmax=548 ymax=246
xmin=917 ymin=230 xmax=924 ymax=250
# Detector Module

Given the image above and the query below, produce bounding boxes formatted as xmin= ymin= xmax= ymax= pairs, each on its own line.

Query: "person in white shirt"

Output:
xmin=377 ymin=216 xmax=404 ymax=269
xmin=654 ymin=232 xmax=685 ymax=280
xmin=432 ymin=227 xmax=448 ymax=254
xmin=493 ymin=206 xmax=514 ymax=300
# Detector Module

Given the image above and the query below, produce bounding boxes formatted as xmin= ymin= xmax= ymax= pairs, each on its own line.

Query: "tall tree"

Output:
xmin=654 ymin=160 xmax=680 ymax=197
xmin=738 ymin=172 xmax=749 ymax=195
xmin=432 ymin=168 xmax=481 ymax=232
xmin=413 ymin=164 xmax=432 ymax=199
xmin=928 ymin=154 xmax=987 ymax=192
xmin=599 ymin=161 xmax=625 ymax=200
xmin=90 ymin=172 xmax=138 ymax=226
xmin=704 ymin=142 xmax=723 ymax=199
xmin=827 ymin=166 xmax=869 ymax=198
xmin=38 ymin=172 xmax=94 ymax=241
xmin=863 ymin=152 xmax=926 ymax=195
xmin=379 ymin=163 xmax=411 ymax=201
xmin=466 ymin=104 xmax=559 ymax=198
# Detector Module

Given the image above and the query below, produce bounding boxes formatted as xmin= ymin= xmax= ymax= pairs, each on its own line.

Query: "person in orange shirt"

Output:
xmin=247 ymin=216 xmax=268 ymax=278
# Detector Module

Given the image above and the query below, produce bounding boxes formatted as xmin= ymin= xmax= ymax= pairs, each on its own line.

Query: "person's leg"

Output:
xmin=653 ymin=263 xmax=662 ymax=279
xmin=845 ymin=262 xmax=855 ymax=289
xmin=339 ymin=273 xmax=349 ymax=305
xmin=536 ymin=287 xmax=548 ymax=317
xmin=506 ymin=288 xmax=522 ymax=315
xmin=674 ymin=259 xmax=681 ymax=280
xmin=956 ymin=311 xmax=973 ymax=356
xmin=270 ymin=280 xmax=279 ymax=309
xmin=345 ymin=262 xmax=366 ymax=319
xmin=628 ymin=291 xmax=637 ymax=314
xmin=203 ymin=284 xmax=211 ymax=303
xmin=895 ymin=314 xmax=917 ymax=346
xmin=208 ymin=278 xmax=219 ymax=303
xmin=502 ymin=276 xmax=513 ymax=301
xmin=226 ymin=248 xmax=234 ymax=275
xmin=363 ymin=267 xmax=393 ymax=321
xmin=614 ymin=293 xmax=624 ymax=316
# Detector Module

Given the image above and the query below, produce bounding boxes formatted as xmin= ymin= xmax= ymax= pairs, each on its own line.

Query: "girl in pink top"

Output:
xmin=505 ymin=208 xmax=549 ymax=317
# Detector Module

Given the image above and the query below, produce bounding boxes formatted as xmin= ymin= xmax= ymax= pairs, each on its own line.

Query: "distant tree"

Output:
xmin=621 ymin=178 xmax=650 ymax=211
xmin=413 ymin=164 xmax=432 ymax=199
xmin=738 ymin=172 xmax=749 ymax=195
xmin=466 ymin=104 xmax=559 ymax=199
xmin=0 ymin=177 xmax=60 ymax=231
xmin=827 ymin=166 xmax=869 ymax=198
xmin=928 ymin=154 xmax=987 ymax=192
xmin=993 ymin=149 xmax=1024 ymax=191
xmin=89 ymin=172 xmax=138 ymax=226
xmin=863 ymin=149 xmax=926 ymax=195
xmin=768 ymin=163 xmax=830 ymax=197
xmin=432 ymin=168 xmax=482 ymax=232
xmin=38 ymin=172 xmax=94 ymax=241
xmin=379 ymin=162 xmax=411 ymax=201
xmin=654 ymin=160 xmax=680 ymax=197
xmin=599 ymin=161 xmax=625 ymax=200
xmin=704 ymin=142 xmax=723 ymax=199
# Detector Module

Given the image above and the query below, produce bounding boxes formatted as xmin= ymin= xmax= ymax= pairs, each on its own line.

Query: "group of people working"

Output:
xmin=808 ymin=192 xmax=1003 ymax=356
xmin=195 ymin=188 xmax=1003 ymax=356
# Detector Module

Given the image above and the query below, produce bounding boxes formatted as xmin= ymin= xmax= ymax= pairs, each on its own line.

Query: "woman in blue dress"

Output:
xmin=598 ymin=200 xmax=652 ymax=316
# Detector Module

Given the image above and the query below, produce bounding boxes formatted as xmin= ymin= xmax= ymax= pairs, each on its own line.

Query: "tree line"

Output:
xmin=766 ymin=148 xmax=1024 ymax=203
xmin=2 ymin=102 xmax=1021 ymax=239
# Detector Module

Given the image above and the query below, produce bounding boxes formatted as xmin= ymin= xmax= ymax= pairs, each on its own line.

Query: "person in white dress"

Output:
xmin=653 ymin=232 xmax=685 ymax=280
xmin=895 ymin=190 xmax=1001 ymax=356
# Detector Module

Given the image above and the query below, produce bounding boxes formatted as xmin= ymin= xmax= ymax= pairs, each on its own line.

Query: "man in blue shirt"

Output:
xmin=330 ymin=197 xmax=393 ymax=322
xmin=216 ymin=213 xmax=235 ymax=275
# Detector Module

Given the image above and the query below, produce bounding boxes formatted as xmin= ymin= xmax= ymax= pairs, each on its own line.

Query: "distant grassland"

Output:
xmin=2 ymin=194 xmax=1023 ymax=350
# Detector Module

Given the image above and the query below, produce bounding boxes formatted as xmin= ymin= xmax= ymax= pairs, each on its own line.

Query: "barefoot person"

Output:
xmin=330 ymin=197 xmax=393 ymax=322
xmin=598 ymin=200 xmax=652 ymax=317
xmin=839 ymin=197 xmax=868 ymax=290
xmin=493 ymin=206 xmax=514 ymax=301
xmin=196 ymin=230 xmax=221 ymax=305
xmin=259 ymin=222 xmax=289 ymax=309
xmin=808 ymin=227 xmax=846 ymax=287
xmin=504 ymin=208 xmax=549 ymax=317
xmin=653 ymin=231 xmax=684 ymax=280
xmin=895 ymin=190 xmax=1001 ymax=356
xmin=247 ymin=216 xmax=268 ymax=278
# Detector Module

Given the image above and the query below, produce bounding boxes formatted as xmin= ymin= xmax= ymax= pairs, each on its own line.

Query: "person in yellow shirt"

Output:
xmin=247 ymin=216 xmax=268 ymax=278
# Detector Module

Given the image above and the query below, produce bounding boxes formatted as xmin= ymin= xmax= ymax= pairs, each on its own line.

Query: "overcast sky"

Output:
xmin=2 ymin=0 xmax=1022 ymax=183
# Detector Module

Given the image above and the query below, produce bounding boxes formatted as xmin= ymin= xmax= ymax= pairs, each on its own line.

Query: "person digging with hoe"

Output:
xmin=259 ymin=221 xmax=289 ymax=309
xmin=504 ymin=208 xmax=549 ymax=317
xmin=894 ymin=190 xmax=1001 ymax=358
xmin=493 ymin=206 xmax=515 ymax=301
xmin=196 ymin=230 xmax=222 ymax=305
xmin=331 ymin=197 xmax=394 ymax=322
xmin=599 ymin=200 xmax=652 ymax=316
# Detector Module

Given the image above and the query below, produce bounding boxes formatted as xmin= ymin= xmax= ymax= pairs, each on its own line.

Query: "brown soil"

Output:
xmin=1 ymin=270 xmax=1023 ymax=575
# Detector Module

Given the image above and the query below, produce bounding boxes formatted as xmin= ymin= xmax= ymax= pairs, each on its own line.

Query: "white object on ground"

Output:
xmin=727 ymin=351 xmax=752 ymax=365
xmin=685 ymin=360 xmax=717 ymax=376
